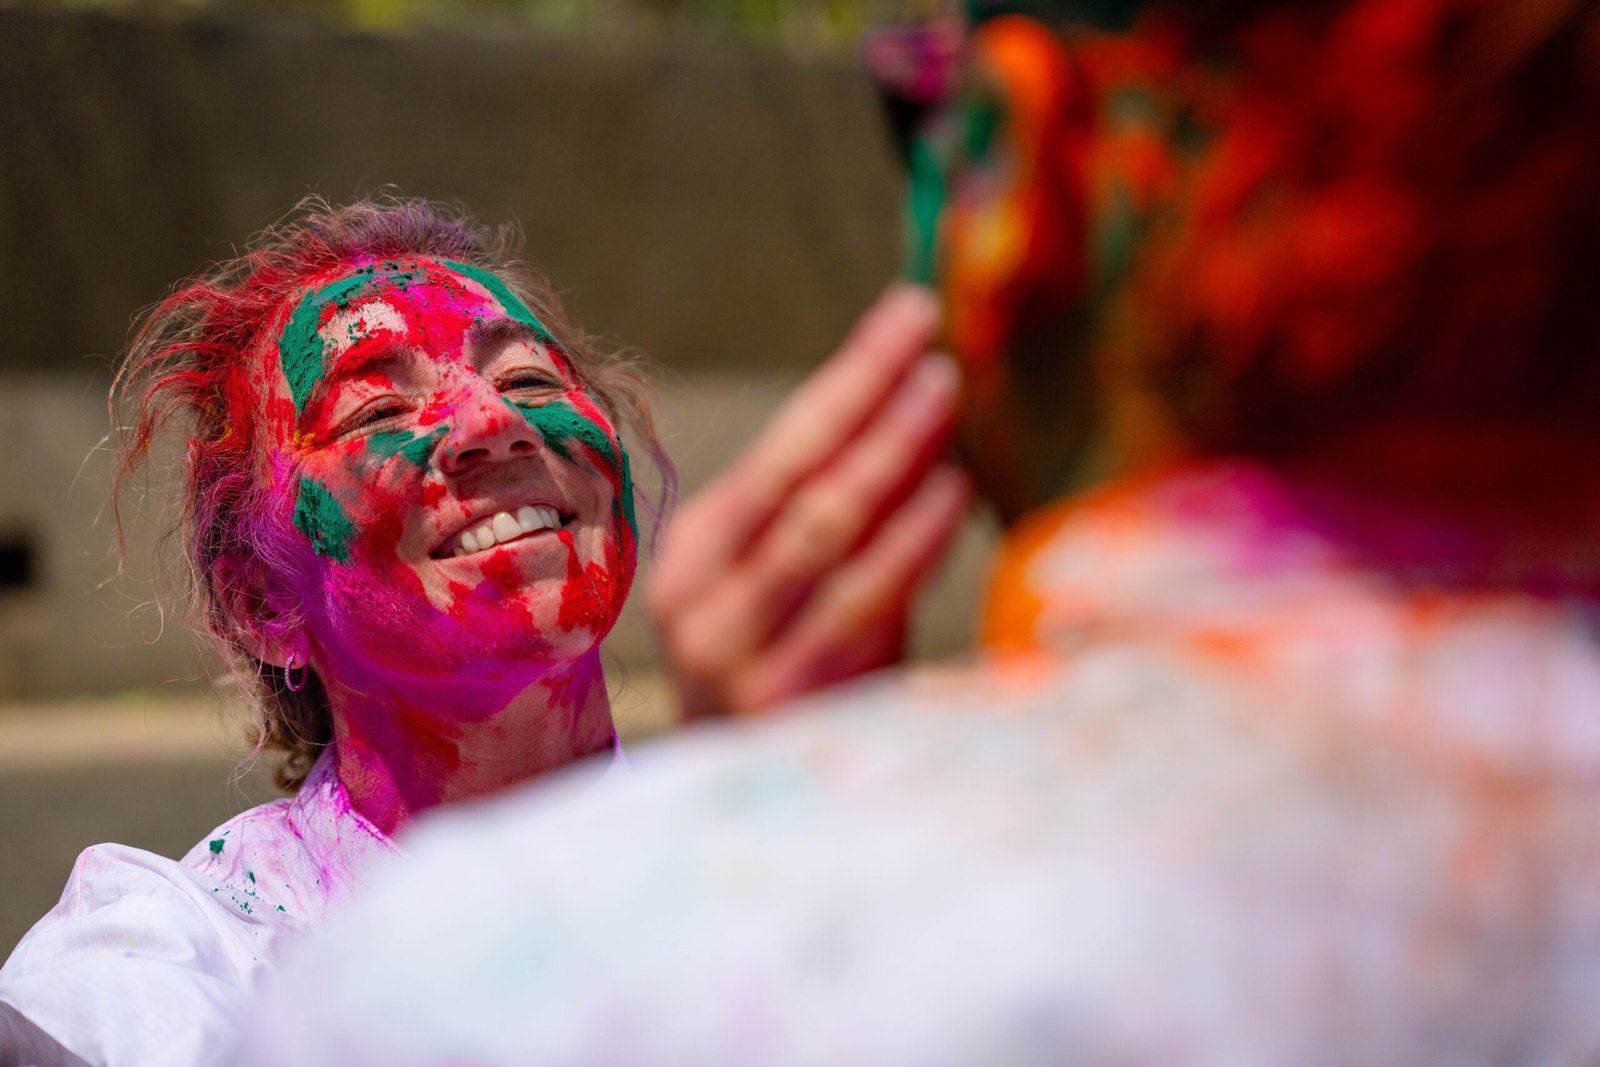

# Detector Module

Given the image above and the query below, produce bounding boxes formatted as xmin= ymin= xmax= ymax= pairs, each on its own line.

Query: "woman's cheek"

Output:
xmin=289 ymin=446 xmax=414 ymax=572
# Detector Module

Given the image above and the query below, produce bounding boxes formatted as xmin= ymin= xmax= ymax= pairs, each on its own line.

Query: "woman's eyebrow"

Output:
xmin=324 ymin=343 xmax=408 ymax=386
xmin=468 ymin=317 xmax=547 ymax=359
xmin=299 ymin=343 xmax=409 ymax=424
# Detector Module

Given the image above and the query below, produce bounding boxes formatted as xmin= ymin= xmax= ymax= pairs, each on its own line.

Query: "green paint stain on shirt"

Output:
xmin=292 ymin=476 xmax=356 ymax=562
xmin=441 ymin=260 xmax=555 ymax=345
xmin=517 ymin=400 xmax=637 ymax=538
xmin=208 ymin=839 xmax=225 ymax=855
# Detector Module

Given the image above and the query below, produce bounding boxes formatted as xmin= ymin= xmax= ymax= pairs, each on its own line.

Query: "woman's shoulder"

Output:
xmin=7 ymin=787 xmax=315 ymax=970
xmin=0 ymin=815 xmax=306 ymax=1067
xmin=176 ymin=794 xmax=313 ymax=923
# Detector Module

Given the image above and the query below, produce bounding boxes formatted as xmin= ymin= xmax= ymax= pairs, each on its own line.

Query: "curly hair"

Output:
xmin=112 ymin=196 xmax=674 ymax=791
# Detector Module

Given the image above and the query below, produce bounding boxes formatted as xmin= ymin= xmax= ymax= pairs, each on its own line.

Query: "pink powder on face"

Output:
xmin=255 ymin=260 xmax=638 ymax=720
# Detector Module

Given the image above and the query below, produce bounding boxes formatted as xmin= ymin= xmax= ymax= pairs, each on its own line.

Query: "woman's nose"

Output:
xmin=438 ymin=384 xmax=541 ymax=476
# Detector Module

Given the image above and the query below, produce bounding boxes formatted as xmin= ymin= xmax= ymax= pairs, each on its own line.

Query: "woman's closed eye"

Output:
xmin=335 ymin=397 xmax=412 ymax=437
xmin=497 ymin=368 xmax=567 ymax=400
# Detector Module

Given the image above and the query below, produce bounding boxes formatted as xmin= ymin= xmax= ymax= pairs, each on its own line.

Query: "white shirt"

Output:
xmin=0 ymin=748 xmax=396 ymax=1066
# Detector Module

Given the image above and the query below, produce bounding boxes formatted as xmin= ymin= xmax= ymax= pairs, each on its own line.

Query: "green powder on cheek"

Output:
xmin=517 ymin=400 xmax=638 ymax=538
xmin=367 ymin=430 xmax=413 ymax=461
xmin=292 ymin=476 xmax=357 ymax=562
xmin=368 ymin=427 xmax=445 ymax=468
xmin=208 ymin=839 xmax=225 ymax=855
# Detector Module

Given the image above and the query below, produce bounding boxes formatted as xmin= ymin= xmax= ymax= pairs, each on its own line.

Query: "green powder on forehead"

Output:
xmin=279 ymin=265 xmax=410 ymax=415
xmin=292 ymin=476 xmax=356 ymax=562
xmin=278 ymin=260 xmax=556 ymax=417
xmin=441 ymin=260 xmax=556 ymax=345
xmin=517 ymin=400 xmax=637 ymax=538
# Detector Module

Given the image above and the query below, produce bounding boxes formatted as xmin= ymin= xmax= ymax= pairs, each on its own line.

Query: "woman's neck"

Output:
xmin=325 ymin=650 xmax=615 ymax=836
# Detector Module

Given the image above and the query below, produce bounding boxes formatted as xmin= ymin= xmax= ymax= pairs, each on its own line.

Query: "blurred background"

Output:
xmin=0 ymin=0 xmax=996 ymax=956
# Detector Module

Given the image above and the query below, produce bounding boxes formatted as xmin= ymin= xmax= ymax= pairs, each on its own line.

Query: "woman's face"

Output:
xmin=253 ymin=258 xmax=636 ymax=711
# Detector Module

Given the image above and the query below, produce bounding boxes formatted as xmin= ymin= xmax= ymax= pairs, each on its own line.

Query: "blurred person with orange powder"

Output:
xmin=237 ymin=1 xmax=1600 ymax=1062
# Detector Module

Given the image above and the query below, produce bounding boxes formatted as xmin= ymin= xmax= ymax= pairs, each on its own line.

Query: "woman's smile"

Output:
xmin=434 ymin=503 xmax=567 ymax=559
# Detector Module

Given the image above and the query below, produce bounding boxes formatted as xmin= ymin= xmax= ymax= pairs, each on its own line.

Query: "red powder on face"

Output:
xmin=555 ymin=531 xmax=615 ymax=634
xmin=480 ymin=547 xmax=531 ymax=602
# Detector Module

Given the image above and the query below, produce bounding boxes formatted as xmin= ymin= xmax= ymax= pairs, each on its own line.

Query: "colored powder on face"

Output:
xmin=209 ymin=839 xmax=225 ymax=854
xmin=368 ymin=427 xmax=446 ymax=468
xmin=516 ymin=400 xmax=637 ymax=537
xmin=616 ymin=448 xmax=637 ymax=542
xmin=440 ymin=260 xmax=555 ymax=345
xmin=279 ymin=260 xmax=553 ymax=418
xmin=293 ymin=476 xmax=357 ymax=562
xmin=279 ymin=269 xmax=391 ymax=415
xmin=556 ymin=530 xmax=618 ymax=633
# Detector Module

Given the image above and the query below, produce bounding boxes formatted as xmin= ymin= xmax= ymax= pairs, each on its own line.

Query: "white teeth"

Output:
xmin=448 ymin=505 xmax=563 ymax=557
xmin=517 ymin=505 xmax=561 ymax=534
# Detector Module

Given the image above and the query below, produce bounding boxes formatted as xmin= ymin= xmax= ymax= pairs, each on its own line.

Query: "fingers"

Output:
xmin=668 ymin=351 xmax=959 ymax=683
xmin=732 ymin=282 xmax=942 ymax=508
xmin=650 ymin=283 xmax=940 ymax=617
xmin=735 ymin=463 xmax=973 ymax=712
xmin=740 ymin=352 xmax=959 ymax=606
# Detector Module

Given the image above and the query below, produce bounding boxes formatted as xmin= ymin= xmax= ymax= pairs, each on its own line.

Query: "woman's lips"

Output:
xmin=435 ymin=504 xmax=564 ymax=558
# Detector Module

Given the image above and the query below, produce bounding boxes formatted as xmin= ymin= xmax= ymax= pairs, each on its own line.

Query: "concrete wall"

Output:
xmin=0 ymin=11 xmax=995 ymax=701
xmin=0 ymin=8 xmax=904 ymax=374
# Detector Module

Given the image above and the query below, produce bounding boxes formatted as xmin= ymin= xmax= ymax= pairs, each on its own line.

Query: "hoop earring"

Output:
xmin=284 ymin=650 xmax=309 ymax=693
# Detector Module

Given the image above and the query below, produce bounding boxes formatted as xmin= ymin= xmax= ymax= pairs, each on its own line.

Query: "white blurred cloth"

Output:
xmin=0 ymin=748 xmax=396 ymax=1066
xmin=235 ymin=465 xmax=1600 ymax=1065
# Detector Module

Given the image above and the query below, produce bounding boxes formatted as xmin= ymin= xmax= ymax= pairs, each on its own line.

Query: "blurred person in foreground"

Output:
xmin=238 ymin=0 xmax=1600 ymax=1063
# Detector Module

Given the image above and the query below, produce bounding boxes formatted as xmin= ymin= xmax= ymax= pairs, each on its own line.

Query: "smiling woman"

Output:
xmin=0 ymin=198 xmax=672 ymax=1065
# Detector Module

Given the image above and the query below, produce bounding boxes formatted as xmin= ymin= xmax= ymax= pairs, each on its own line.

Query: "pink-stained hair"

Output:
xmin=112 ymin=196 xmax=675 ymax=790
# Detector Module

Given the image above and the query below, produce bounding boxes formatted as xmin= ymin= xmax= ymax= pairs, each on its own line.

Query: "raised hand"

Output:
xmin=650 ymin=284 xmax=971 ymax=719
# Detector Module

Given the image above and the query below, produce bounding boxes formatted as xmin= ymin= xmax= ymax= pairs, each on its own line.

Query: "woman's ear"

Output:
xmin=210 ymin=554 xmax=300 ymax=669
